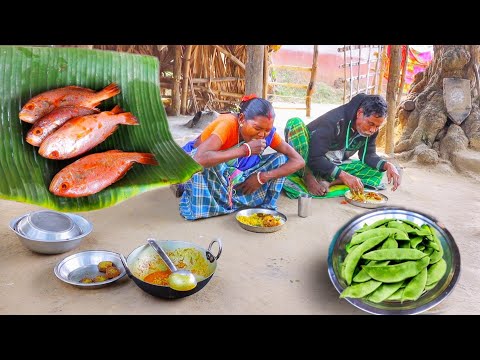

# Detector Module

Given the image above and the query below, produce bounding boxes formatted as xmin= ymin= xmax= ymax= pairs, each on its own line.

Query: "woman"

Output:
xmin=177 ymin=94 xmax=305 ymax=220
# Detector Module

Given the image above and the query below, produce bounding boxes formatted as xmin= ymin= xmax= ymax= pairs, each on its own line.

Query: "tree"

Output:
xmin=394 ymin=45 xmax=480 ymax=165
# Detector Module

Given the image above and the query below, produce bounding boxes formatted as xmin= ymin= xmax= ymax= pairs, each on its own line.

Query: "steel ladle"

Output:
xmin=147 ymin=239 xmax=197 ymax=291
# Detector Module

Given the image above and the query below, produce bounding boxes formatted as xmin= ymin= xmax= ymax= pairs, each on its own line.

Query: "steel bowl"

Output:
xmin=54 ymin=250 xmax=126 ymax=289
xmin=16 ymin=210 xmax=81 ymax=240
xmin=344 ymin=190 xmax=388 ymax=209
xmin=9 ymin=211 xmax=93 ymax=254
xmin=327 ymin=206 xmax=461 ymax=315
xmin=236 ymin=208 xmax=287 ymax=233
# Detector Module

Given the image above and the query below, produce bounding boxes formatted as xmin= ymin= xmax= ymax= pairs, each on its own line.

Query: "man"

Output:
xmin=283 ymin=93 xmax=401 ymax=197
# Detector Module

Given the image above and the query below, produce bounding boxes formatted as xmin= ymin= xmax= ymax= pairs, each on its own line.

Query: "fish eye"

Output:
xmin=26 ymin=104 xmax=35 ymax=110
xmin=50 ymin=150 xmax=59 ymax=159
xmin=60 ymin=182 xmax=69 ymax=190
xmin=33 ymin=128 xmax=43 ymax=135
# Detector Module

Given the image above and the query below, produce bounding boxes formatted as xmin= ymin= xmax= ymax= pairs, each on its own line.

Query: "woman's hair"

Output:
xmin=360 ymin=95 xmax=388 ymax=118
xmin=239 ymin=97 xmax=275 ymax=120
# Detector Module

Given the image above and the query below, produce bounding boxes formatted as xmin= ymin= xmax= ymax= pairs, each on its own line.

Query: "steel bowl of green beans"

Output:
xmin=328 ymin=207 xmax=461 ymax=315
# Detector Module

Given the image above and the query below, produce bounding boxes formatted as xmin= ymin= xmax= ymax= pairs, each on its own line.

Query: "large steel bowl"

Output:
xmin=327 ymin=207 xmax=461 ymax=315
xmin=9 ymin=211 xmax=93 ymax=254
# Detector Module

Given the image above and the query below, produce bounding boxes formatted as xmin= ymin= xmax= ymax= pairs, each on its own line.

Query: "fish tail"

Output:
xmin=120 ymin=113 xmax=139 ymax=125
xmin=132 ymin=153 xmax=159 ymax=166
xmin=110 ymin=105 xmax=124 ymax=114
xmin=96 ymin=83 xmax=121 ymax=102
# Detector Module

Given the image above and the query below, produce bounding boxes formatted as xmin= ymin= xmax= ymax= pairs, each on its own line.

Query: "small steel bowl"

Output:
xmin=17 ymin=210 xmax=81 ymax=240
xmin=236 ymin=208 xmax=287 ymax=233
xmin=54 ymin=250 xmax=126 ymax=289
xmin=9 ymin=211 xmax=93 ymax=255
xmin=328 ymin=207 xmax=461 ymax=315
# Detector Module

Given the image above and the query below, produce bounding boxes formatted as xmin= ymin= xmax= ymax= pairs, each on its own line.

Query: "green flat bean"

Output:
xmin=424 ymin=239 xmax=440 ymax=252
xmin=402 ymin=267 xmax=428 ymax=301
xmin=427 ymin=225 xmax=444 ymax=264
xmin=352 ymin=260 xmax=389 ymax=283
xmin=340 ymin=279 xmax=382 ymax=299
xmin=426 ymin=258 xmax=447 ymax=285
xmin=350 ymin=227 xmax=409 ymax=246
xmin=363 ymin=256 xmax=430 ymax=283
xmin=343 ymin=234 xmax=391 ymax=285
xmin=424 ymin=281 xmax=439 ymax=291
xmin=410 ymin=236 xmax=423 ymax=249
xmin=381 ymin=238 xmax=398 ymax=249
xmin=362 ymin=248 xmax=427 ymax=261
xmin=368 ymin=281 xmax=405 ymax=303
xmin=355 ymin=219 xmax=392 ymax=233
xmin=386 ymin=288 xmax=404 ymax=301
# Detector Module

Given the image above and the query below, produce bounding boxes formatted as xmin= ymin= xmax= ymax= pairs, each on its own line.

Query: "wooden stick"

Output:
xmin=263 ymin=45 xmax=269 ymax=98
xmin=366 ymin=45 xmax=372 ymax=95
xmin=385 ymin=45 xmax=402 ymax=155
xmin=306 ymin=45 xmax=318 ymax=117
xmin=270 ymin=64 xmax=312 ymax=71
xmin=343 ymin=45 xmax=347 ymax=103
xmin=180 ymin=45 xmax=193 ymax=115
xmin=396 ymin=45 xmax=409 ymax=107
xmin=371 ymin=45 xmax=382 ymax=94
xmin=172 ymin=45 xmax=182 ymax=116
xmin=377 ymin=46 xmax=387 ymax=95
xmin=213 ymin=45 xmax=245 ymax=70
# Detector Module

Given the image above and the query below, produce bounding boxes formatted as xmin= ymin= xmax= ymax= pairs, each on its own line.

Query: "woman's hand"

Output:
xmin=235 ymin=173 xmax=262 ymax=195
xmin=246 ymin=139 xmax=266 ymax=155
xmin=384 ymin=162 xmax=401 ymax=191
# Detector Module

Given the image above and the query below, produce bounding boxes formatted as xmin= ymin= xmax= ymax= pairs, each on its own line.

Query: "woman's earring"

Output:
xmin=240 ymin=124 xmax=243 ymax=128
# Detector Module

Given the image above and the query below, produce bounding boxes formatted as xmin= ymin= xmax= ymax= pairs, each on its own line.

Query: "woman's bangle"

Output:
xmin=256 ymin=171 xmax=265 ymax=185
xmin=242 ymin=143 xmax=252 ymax=157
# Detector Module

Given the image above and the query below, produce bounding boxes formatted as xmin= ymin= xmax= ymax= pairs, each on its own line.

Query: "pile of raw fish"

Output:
xmin=19 ymin=83 xmax=158 ymax=198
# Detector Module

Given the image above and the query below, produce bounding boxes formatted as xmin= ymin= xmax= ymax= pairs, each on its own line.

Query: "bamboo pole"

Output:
xmin=396 ymin=45 xmax=409 ymax=107
xmin=385 ymin=45 xmax=402 ymax=155
xmin=306 ymin=45 xmax=318 ymax=117
xmin=180 ymin=45 xmax=193 ymax=115
xmin=213 ymin=45 xmax=245 ymax=70
xmin=349 ymin=46 xmax=353 ymax=101
xmin=377 ymin=46 xmax=387 ymax=95
xmin=172 ymin=45 xmax=182 ymax=116
xmin=371 ymin=45 xmax=382 ymax=94
xmin=357 ymin=46 xmax=362 ymax=94
xmin=343 ymin=46 xmax=347 ymax=103
xmin=263 ymin=45 xmax=269 ymax=99
xmin=365 ymin=45 xmax=372 ymax=95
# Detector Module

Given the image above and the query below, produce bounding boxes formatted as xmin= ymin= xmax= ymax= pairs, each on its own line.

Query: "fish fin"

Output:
xmin=134 ymin=153 xmax=159 ymax=166
xmin=96 ymin=83 xmax=121 ymax=101
xmin=120 ymin=113 xmax=139 ymax=125
xmin=66 ymin=86 xmax=95 ymax=92
xmin=110 ymin=105 xmax=124 ymax=114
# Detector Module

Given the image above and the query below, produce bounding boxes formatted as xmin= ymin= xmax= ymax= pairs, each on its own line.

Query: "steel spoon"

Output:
xmin=147 ymin=238 xmax=197 ymax=291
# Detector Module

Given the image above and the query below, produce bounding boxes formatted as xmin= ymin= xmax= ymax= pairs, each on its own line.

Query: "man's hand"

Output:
xmin=339 ymin=171 xmax=364 ymax=194
xmin=384 ymin=162 xmax=401 ymax=191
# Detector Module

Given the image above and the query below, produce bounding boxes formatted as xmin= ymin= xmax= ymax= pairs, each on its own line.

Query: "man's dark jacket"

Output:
xmin=306 ymin=93 xmax=386 ymax=179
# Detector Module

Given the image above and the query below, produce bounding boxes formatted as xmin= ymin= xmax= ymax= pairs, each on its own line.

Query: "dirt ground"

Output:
xmin=1 ymin=105 xmax=479 ymax=315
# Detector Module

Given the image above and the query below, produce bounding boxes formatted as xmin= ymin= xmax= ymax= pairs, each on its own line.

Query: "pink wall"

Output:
xmin=271 ymin=49 xmax=345 ymax=85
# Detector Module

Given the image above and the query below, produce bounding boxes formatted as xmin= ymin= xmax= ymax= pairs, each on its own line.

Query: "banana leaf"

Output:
xmin=0 ymin=46 xmax=202 ymax=211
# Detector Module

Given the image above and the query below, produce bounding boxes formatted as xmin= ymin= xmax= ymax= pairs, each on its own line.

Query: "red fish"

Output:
xmin=19 ymin=83 xmax=120 ymax=123
xmin=38 ymin=105 xmax=138 ymax=160
xmin=49 ymin=150 xmax=159 ymax=198
xmin=26 ymin=106 xmax=99 ymax=147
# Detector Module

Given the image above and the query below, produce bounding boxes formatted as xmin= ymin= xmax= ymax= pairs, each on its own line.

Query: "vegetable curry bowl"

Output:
xmin=328 ymin=207 xmax=461 ymax=315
